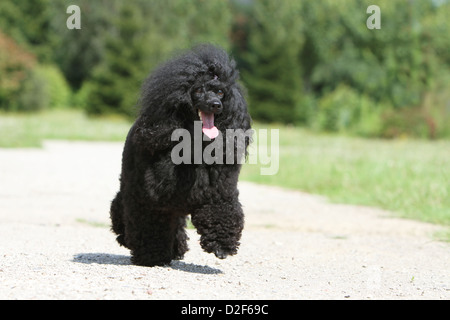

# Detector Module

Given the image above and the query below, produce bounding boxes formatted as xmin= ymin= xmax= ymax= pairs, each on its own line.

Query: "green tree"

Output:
xmin=239 ymin=0 xmax=304 ymax=123
xmin=85 ymin=3 xmax=149 ymax=117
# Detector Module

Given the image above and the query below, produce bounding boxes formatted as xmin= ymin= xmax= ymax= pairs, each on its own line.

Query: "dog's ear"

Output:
xmin=183 ymin=86 xmax=194 ymax=108
xmin=220 ymin=83 xmax=253 ymax=160
xmin=224 ymin=84 xmax=252 ymax=131
xmin=171 ymin=86 xmax=194 ymax=119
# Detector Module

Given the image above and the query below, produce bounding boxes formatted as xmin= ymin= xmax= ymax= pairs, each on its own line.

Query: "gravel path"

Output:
xmin=0 ymin=141 xmax=448 ymax=300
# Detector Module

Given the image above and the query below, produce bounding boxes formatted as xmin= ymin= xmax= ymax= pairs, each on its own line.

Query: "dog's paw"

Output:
xmin=213 ymin=245 xmax=239 ymax=259
xmin=198 ymin=233 xmax=240 ymax=259
xmin=214 ymin=248 xmax=229 ymax=259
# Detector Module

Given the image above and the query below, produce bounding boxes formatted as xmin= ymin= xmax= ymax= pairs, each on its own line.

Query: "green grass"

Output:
xmin=1 ymin=110 xmax=449 ymax=238
xmin=241 ymin=123 xmax=450 ymax=234
xmin=0 ymin=109 xmax=131 ymax=148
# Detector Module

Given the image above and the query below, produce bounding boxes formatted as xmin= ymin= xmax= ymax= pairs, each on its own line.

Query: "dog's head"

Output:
xmin=190 ymin=71 xmax=226 ymax=139
xmin=139 ymin=44 xmax=251 ymax=137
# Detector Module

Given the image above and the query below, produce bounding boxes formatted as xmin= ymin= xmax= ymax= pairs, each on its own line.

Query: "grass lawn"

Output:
xmin=0 ymin=109 xmax=131 ymax=148
xmin=241 ymin=123 xmax=450 ymax=238
xmin=1 ymin=110 xmax=449 ymax=239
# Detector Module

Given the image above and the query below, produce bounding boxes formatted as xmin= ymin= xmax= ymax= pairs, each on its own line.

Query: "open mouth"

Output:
xmin=198 ymin=110 xmax=219 ymax=139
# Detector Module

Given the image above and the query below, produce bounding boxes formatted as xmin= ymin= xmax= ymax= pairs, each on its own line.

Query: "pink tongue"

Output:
xmin=201 ymin=111 xmax=219 ymax=139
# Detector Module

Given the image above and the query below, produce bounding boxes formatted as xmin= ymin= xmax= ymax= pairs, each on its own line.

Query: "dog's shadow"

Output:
xmin=73 ymin=253 xmax=223 ymax=275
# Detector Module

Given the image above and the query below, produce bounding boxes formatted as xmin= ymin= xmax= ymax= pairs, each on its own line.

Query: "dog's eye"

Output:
xmin=217 ymin=90 xmax=224 ymax=99
xmin=194 ymin=88 xmax=203 ymax=95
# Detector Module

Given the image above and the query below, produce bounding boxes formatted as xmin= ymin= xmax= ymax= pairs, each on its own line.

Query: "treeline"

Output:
xmin=0 ymin=0 xmax=449 ymax=139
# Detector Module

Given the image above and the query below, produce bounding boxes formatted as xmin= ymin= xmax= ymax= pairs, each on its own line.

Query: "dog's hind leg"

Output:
xmin=124 ymin=209 xmax=180 ymax=267
xmin=172 ymin=216 xmax=189 ymax=260
xmin=110 ymin=191 xmax=126 ymax=247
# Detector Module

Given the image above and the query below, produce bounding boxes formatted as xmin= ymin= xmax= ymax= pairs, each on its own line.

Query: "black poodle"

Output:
xmin=110 ymin=44 xmax=252 ymax=267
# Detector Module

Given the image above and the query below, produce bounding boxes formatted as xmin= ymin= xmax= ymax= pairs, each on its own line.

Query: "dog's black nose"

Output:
xmin=210 ymin=101 xmax=222 ymax=113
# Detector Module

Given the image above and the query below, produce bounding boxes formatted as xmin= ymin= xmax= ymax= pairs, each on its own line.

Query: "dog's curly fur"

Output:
xmin=110 ymin=44 xmax=252 ymax=267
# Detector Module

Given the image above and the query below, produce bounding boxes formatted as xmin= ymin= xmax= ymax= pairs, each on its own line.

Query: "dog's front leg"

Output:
xmin=191 ymin=200 xmax=244 ymax=259
xmin=131 ymin=119 xmax=180 ymax=156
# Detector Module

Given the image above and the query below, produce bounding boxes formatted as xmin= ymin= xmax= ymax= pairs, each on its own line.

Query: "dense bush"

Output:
xmin=313 ymin=85 xmax=382 ymax=136
xmin=7 ymin=65 xmax=72 ymax=112
xmin=0 ymin=31 xmax=36 ymax=111
xmin=36 ymin=65 xmax=72 ymax=109
xmin=0 ymin=31 xmax=72 ymax=111
xmin=14 ymin=67 xmax=49 ymax=112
